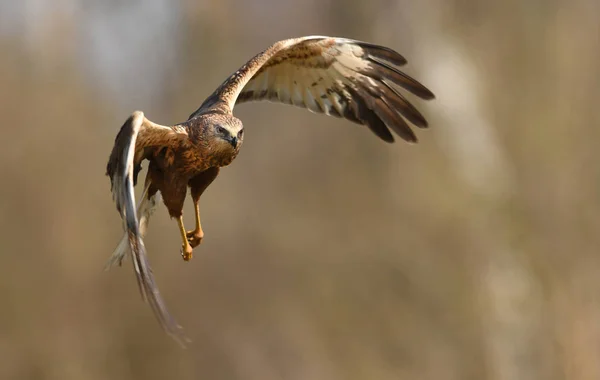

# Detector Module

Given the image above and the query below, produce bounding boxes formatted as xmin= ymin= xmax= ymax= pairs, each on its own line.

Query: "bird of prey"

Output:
xmin=106 ymin=36 xmax=434 ymax=345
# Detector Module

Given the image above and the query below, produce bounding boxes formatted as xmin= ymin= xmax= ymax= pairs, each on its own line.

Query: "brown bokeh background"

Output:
xmin=1 ymin=0 xmax=599 ymax=379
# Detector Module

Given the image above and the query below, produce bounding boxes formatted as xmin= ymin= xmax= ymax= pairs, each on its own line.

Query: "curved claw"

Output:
xmin=181 ymin=243 xmax=194 ymax=261
xmin=186 ymin=230 xmax=204 ymax=248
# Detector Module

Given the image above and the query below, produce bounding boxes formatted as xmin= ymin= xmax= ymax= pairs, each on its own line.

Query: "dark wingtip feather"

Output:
xmin=346 ymin=84 xmax=420 ymax=143
xmin=365 ymin=57 xmax=435 ymax=100
xmin=367 ymin=120 xmax=396 ymax=143
xmin=354 ymin=75 xmax=429 ymax=131
xmin=345 ymin=85 xmax=396 ymax=143
xmin=414 ymin=85 xmax=435 ymax=100
xmin=370 ymin=95 xmax=418 ymax=143
xmin=356 ymin=41 xmax=408 ymax=67
xmin=379 ymin=79 xmax=430 ymax=128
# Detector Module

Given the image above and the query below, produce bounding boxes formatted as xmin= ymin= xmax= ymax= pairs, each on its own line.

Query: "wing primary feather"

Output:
xmin=364 ymin=56 xmax=435 ymax=100
xmin=372 ymin=97 xmax=417 ymax=142
xmin=379 ymin=79 xmax=428 ymax=128
xmin=339 ymin=91 xmax=364 ymax=126
xmin=348 ymin=84 xmax=417 ymax=142
xmin=355 ymin=41 xmax=408 ymax=66
xmin=355 ymin=74 xmax=429 ymax=128
xmin=344 ymin=85 xmax=395 ymax=143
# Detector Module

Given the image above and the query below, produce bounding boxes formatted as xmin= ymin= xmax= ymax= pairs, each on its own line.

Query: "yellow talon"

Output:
xmin=177 ymin=216 xmax=194 ymax=261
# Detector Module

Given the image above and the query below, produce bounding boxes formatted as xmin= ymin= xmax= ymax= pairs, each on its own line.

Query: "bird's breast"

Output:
xmin=205 ymin=148 xmax=240 ymax=168
xmin=177 ymin=143 xmax=240 ymax=176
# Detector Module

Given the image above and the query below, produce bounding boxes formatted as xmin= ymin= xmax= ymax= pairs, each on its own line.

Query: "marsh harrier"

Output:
xmin=106 ymin=36 xmax=434 ymax=344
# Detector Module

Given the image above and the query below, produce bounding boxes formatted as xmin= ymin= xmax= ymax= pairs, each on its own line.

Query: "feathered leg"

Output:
xmin=186 ymin=201 xmax=203 ymax=248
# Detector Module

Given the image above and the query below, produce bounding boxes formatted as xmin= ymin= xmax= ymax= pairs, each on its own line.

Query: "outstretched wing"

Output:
xmin=106 ymin=111 xmax=189 ymax=346
xmin=191 ymin=36 xmax=434 ymax=143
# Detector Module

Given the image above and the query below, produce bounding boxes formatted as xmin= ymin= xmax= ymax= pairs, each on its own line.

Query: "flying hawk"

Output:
xmin=106 ymin=36 xmax=434 ymax=345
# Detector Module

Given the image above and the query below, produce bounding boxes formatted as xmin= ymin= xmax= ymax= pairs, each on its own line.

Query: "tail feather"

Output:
xmin=106 ymin=111 xmax=189 ymax=347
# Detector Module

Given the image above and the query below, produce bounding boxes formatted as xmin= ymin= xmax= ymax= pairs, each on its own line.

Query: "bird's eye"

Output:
xmin=237 ymin=129 xmax=244 ymax=138
xmin=216 ymin=126 xmax=227 ymax=135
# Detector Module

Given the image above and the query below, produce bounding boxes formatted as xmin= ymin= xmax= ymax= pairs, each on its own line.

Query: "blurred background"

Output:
xmin=1 ymin=0 xmax=599 ymax=379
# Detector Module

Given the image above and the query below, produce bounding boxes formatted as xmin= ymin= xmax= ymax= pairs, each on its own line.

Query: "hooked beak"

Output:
xmin=227 ymin=136 xmax=238 ymax=148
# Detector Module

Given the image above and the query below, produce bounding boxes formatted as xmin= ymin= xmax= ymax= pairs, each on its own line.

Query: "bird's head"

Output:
xmin=207 ymin=114 xmax=244 ymax=156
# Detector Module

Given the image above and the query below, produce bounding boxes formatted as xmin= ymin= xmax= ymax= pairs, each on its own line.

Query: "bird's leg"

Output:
xmin=186 ymin=199 xmax=204 ymax=248
xmin=177 ymin=216 xmax=194 ymax=261
xmin=187 ymin=167 xmax=219 ymax=248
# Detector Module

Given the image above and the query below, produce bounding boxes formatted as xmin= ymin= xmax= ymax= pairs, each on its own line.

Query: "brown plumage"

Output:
xmin=105 ymin=36 xmax=435 ymax=345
